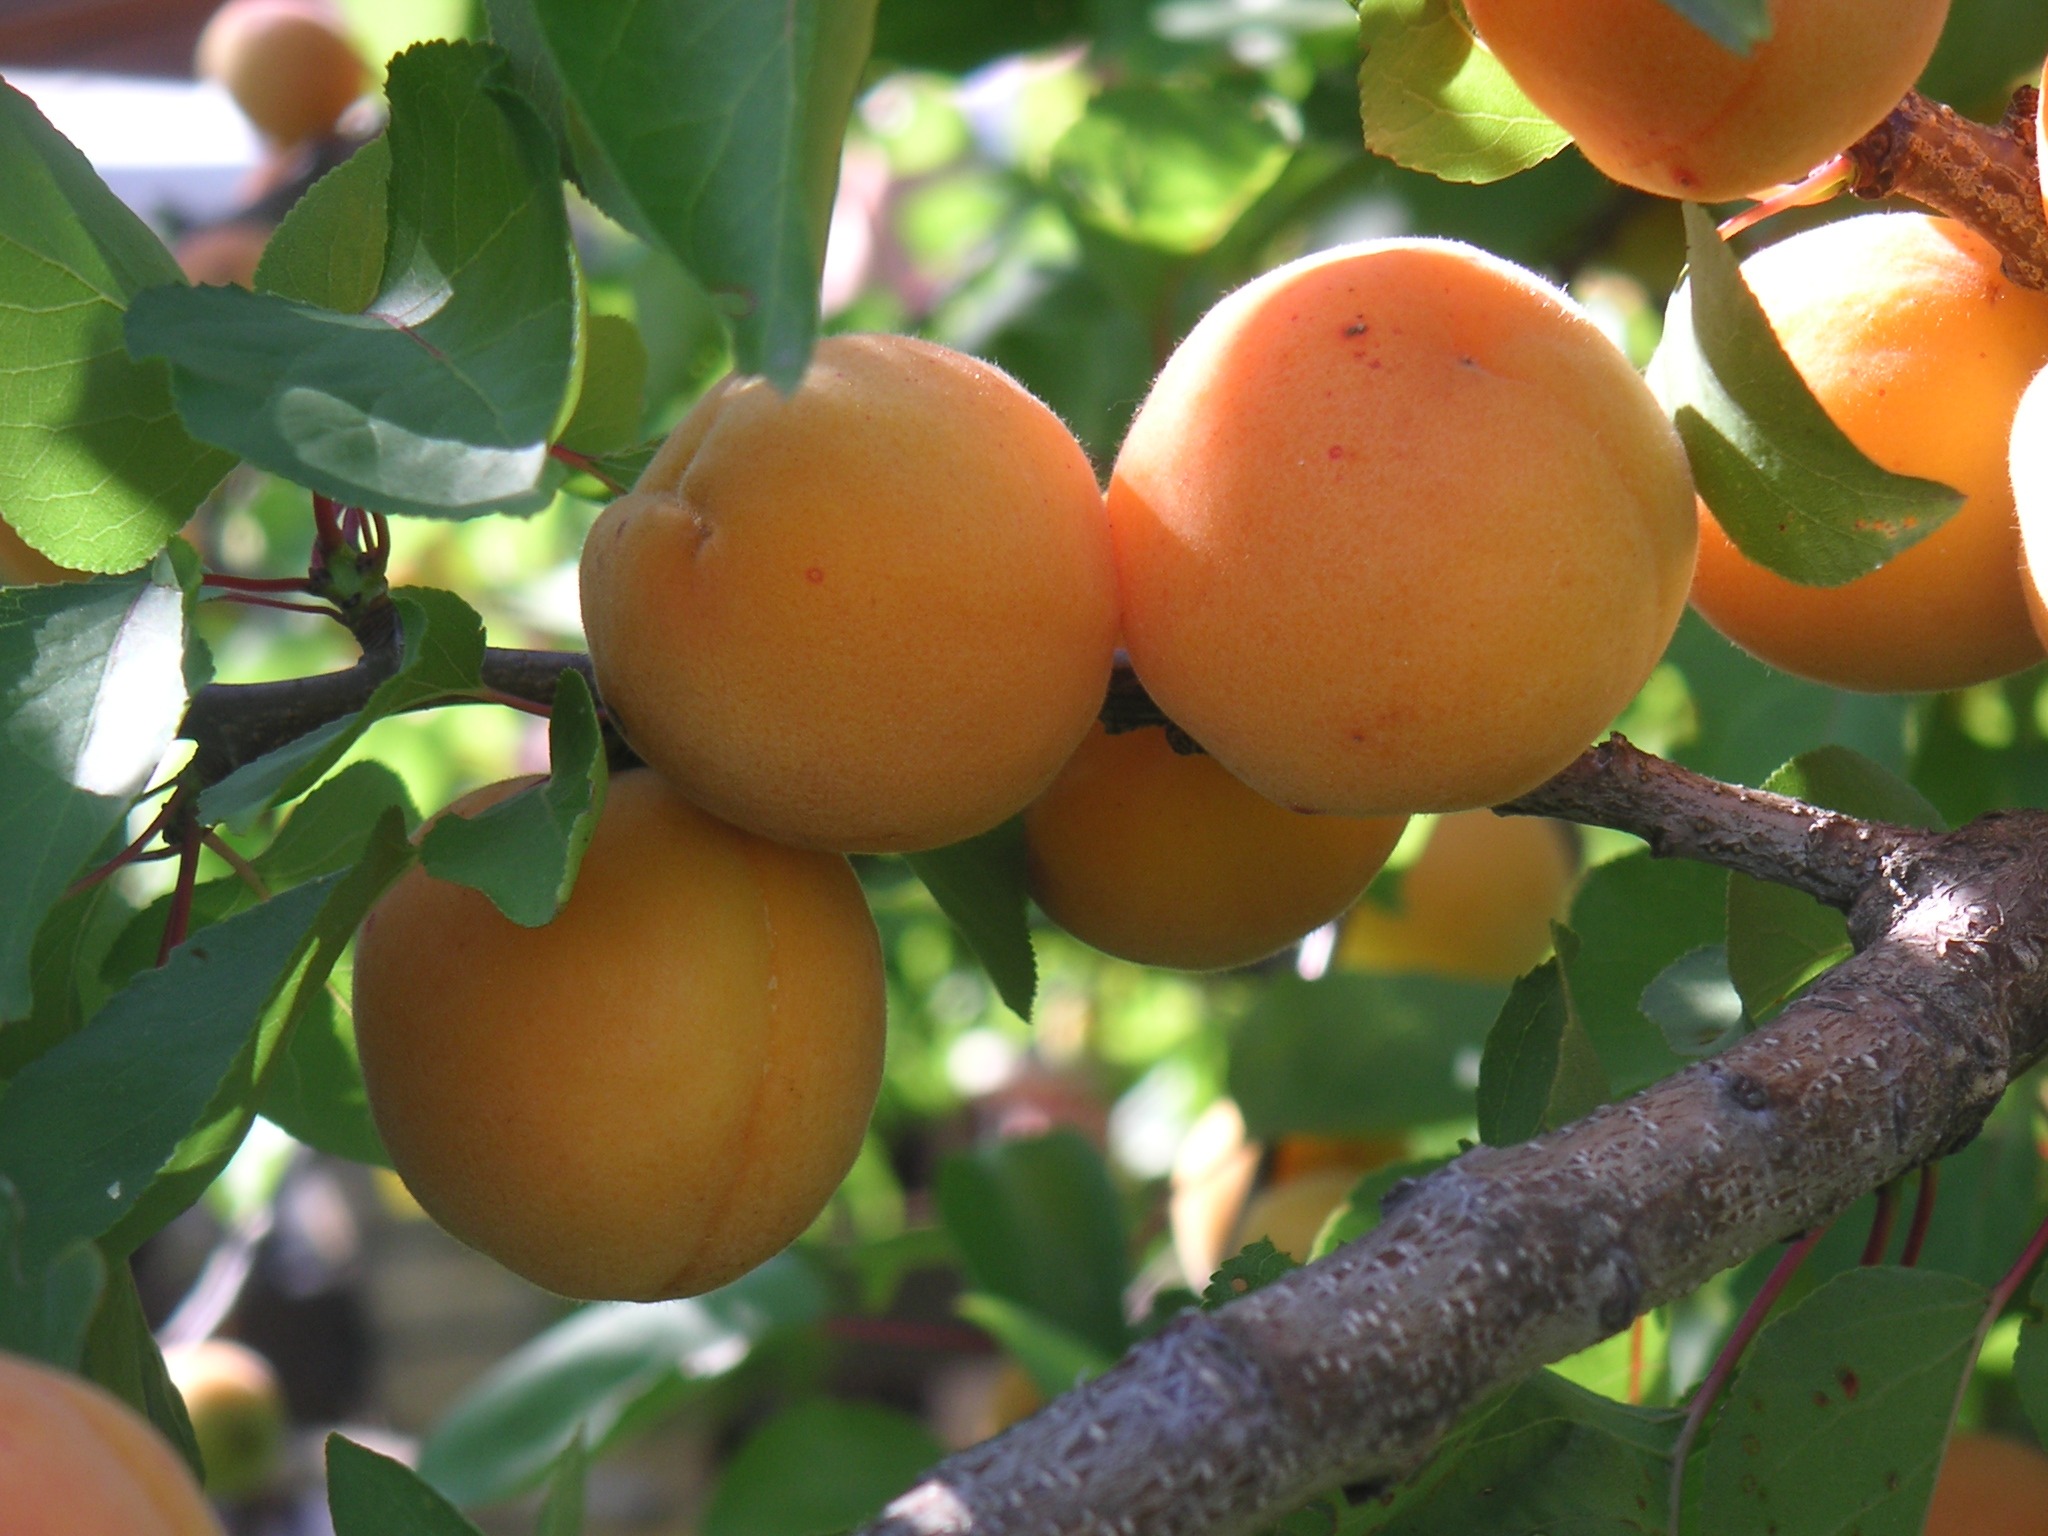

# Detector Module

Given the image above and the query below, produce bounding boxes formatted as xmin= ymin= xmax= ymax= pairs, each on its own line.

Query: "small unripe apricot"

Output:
xmin=1924 ymin=1433 xmax=2048 ymax=1535
xmin=1691 ymin=215 xmax=2048 ymax=693
xmin=1461 ymin=0 xmax=1950 ymax=202
xmin=580 ymin=335 xmax=1118 ymax=854
xmin=162 ymin=1340 xmax=284 ymax=1502
xmin=1338 ymin=811 xmax=1576 ymax=982
xmin=352 ymin=770 xmax=887 ymax=1301
xmin=1108 ymin=240 xmax=1696 ymax=818
xmin=195 ymin=0 xmax=366 ymax=145
xmin=0 ymin=1349 xmax=225 ymax=1536
xmin=1023 ymin=723 xmax=1405 ymax=970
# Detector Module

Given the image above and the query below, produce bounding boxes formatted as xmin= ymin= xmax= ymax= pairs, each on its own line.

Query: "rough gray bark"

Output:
xmin=862 ymin=740 xmax=2048 ymax=1536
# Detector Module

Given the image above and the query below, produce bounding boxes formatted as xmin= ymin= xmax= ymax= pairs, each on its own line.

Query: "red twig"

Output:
xmin=1717 ymin=152 xmax=1853 ymax=240
xmin=207 ymin=592 xmax=342 ymax=618
xmin=481 ymin=688 xmax=556 ymax=720
xmin=547 ymin=444 xmax=627 ymax=496
xmin=1901 ymin=1164 xmax=1939 ymax=1267
xmin=1627 ymin=1314 xmax=1647 ymax=1406
xmin=155 ymin=811 xmax=204 ymax=967
xmin=199 ymin=827 xmax=271 ymax=902
xmin=1667 ymin=1224 xmax=1831 ymax=1536
xmin=1860 ymin=1181 xmax=1898 ymax=1266
xmin=61 ymin=793 xmax=186 ymax=900
xmin=201 ymin=572 xmax=316 ymax=594
xmin=312 ymin=494 xmax=347 ymax=553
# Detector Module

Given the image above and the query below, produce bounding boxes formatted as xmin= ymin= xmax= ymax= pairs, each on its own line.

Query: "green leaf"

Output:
xmin=1202 ymin=1238 xmax=1300 ymax=1309
xmin=1920 ymin=0 xmax=2048 ymax=115
xmin=1693 ymin=1267 xmax=1982 ymax=1536
xmin=2013 ymin=1266 xmax=2048 ymax=1445
xmin=955 ymin=1292 xmax=1113 ymax=1401
xmin=1049 ymin=83 xmax=1297 ymax=254
xmin=199 ymin=588 xmax=486 ymax=823
xmin=1476 ymin=944 xmax=1611 ymax=1147
xmin=557 ymin=314 xmax=649 ymax=456
xmin=872 ymin=0 xmax=1085 ymax=72
xmin=1725 ymin=748 xmax=1942 ymax=1020
xmin=257 ymin=988 xmax=388 ymax=1165
xmin=418 ymin=1254 xmax=829 ymax=1507
xmin=1653 ymin=0 xmax=1772 ymax=53
xmin=1560 ymin=851 xmax=1726 ymax=1095
xmin=935 ymin=1130 xmax=1130 ymax=1360
xmin=1359 ymin=1370 xmax=1679 ymax=1533
xmin=256 ymin=760 xmax=422 ymax=887
xmin=3 ymin=876 xmax=129 ymax=1079
xmin=0 ymin=569 xmax=185 ymax=1018
xmin=904 ymin=818 xmax=1037 ymax=1021
xmin=0 ymin=82 xmax=232 ymax=573
xmin=419 ymin=669 xmax=606 ymax=926
xmin=1229 ymin=973 xmax=1505 ymax=1139
xmin=536 ymin=1435 xmax=587 ymax=1536
xmin=80 ymin=1259 xmax=203 ymax=1480
xmin=525 ymin=0 xmax=879 ymax=389
xmin=703 ymin=1400 xmax=945 ymax=1536
xmin=1648 ymin=204 xmax=1962 ymax=588
xmin=0 ymin=878 xmax=330 ymax=1269
xmin=1356 ymin=0 xmax=1571 ymax=184
xmin=1909 ymin=668 xmax=2048 ymax=826
xmin=0 ymin=1179 xmax=104 ymax=1368
xmin=1638 ymin=944 xmax=1748 ymax=1057
xmin=329 ymin=1434 xmax=484 ymax=1536
xmin=125 ymin=43 xmax=577 ymax=519
xmin=254 ymin=136 xmax=391 ymax=312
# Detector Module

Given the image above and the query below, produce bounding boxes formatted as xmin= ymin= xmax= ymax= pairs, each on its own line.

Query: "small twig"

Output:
xmin=1719 ymin=152 xmax=1853 ymax=240
xmin=61 ymin=793 xmax=185 ymax=900
xmin=548 ymin=444 xmax=628 ymax=496
xmin=155 ymin=811 xmax=204 ymax=967
xmin=1667 ymin=1225 xmax=1830 ymax=1536
xmin=201 ymin=572 xmax=317 ymax=595
xmin=1860 ymin=1180 xmax=1898 ymax=1266
xmin=1627 ymin=1315 xmax=1647 ymax=1406
xmin=199 ymin=828 xmax=271 ymax=902
xmin=1901 ymin=1165 xmax=1940 ymax=1267
xmin=206 ymin=591 xmax=342 ymax=619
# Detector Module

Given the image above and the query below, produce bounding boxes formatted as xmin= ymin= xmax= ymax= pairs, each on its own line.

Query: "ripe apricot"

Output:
xmin=0 ymin=1349 xmax=225 ymax=1536
xmin=1690 ymin=215 xmax=2048 ymax=693
xmin=1023 ymin=723 xmax=1405 ymax=970
xmin=1924 ymin=1433 xmax=2048 ymax=1535
xmin=580 ymin=334 xmax=1118 ymax=854
xmin=195 ymin=0 xmax=366 ymax=145
xmin=1337 ymin=811 xmax=1577 ymax=982
xmin=1108 ymin=240 xmax=1696 ymax=818
xmin=1233 ymin=1167 xmax=1366 ymax=1264
xmin=351 ymin=770 xmax=887 ymax=1300
xmin=1460 ymin=0 xmax=1949 ymax=202
xmin=162 ymin=1341 xmax=283 ymax=1501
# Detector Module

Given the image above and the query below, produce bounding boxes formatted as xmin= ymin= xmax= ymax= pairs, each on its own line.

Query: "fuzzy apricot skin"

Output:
xmin=1023 ymin=724 xmax=1405 ymax=970
xmin=1692 ymin=215 xmax=2048 ymax=693
xmin=1107 ymin=239 xmax=1696 ymax=818
xmin=1924 ymin=1433 xmax=2048 ymax=1535
xmin=351 ymin=771 xmax=887 ymax=1301
xmin=1461 ymin=0 xmax=1949 ymax=203
xmin=580 ymin=335 xmax=1119 ymax=854
xmin=1338 ymin=811 xmax=1577 ymax=983
xmin=0 ymin=1349 xmax=225 ymax=1536
xmin=2018 ymin=364 xmax=2048 ymax=638
xmin=195 ymin=0 xmax=365 ymax=145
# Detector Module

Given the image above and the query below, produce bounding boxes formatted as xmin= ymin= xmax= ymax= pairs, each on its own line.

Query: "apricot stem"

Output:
xmin=1901 ymin=1163 xmax=1940 ymax=1267
xmin=1859 ymin=1179 xmax=1898 ymax=1265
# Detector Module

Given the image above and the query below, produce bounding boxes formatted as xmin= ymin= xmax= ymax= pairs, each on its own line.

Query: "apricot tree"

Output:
xmin=6 ymin=2 xmax=2048 ymax=1535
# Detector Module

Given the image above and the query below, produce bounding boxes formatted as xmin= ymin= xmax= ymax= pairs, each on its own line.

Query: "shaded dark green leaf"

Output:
xmin=0 ymin=1179 xmax=104 ymax=1368
xmin=955 ymin=1292 xmax=1113 ymax=1400
xmin=536 ymin=1435 xmax=587 ymax=1536
xmin=1639 ymin=944 xmax=1748 ymax=1057
xmin=257 ymin=987 xmax=387 ymax=1166
xmin=703 ymin=1400 xmax=945 ymax=1536
xmin=1652 ymin=0 xmax=1771 ymax=52
xmin=559 ymin=314 xmax=650 ymax=456
xmin=330 ymin=1434 xmax=484 ymax=1536
xmin=905 ymin=818 xmax=1037 ymax=1021
xmin=80 ymin=1259 xmax=203 ymax=1479
xmin=1477 ymin=944 xmax=1611 ymax=1146
xmin=1202 ymin=1238 xmax=1300 ymax=1309
xmin=255 ymin=136 xmax=390 ymax=312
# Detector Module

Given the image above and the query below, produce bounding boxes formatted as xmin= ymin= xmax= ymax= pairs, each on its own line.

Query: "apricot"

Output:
xmin=195 ymin=0 xmax=366 ymax=145
xmin=1107 ymin=240 xmax=1696 ymax=818
xmin=1023 ymin=723 xmax=1405 ymax=970
xmin=173 ymin=222 xmax=270 ymax=289
xmin=1460 ymin=0 xmax=1949 ymax=202
xmin=1924 ymin=1433 xmax=2048 ymax=1535
xmin=1337 ymin=811 xmax=1577 ymax=982
xmin=580 ymin=334 xmax=1118 ymax=854
xmin=0 ymin=1349 xmax=225 ymax=1536
xmin=1690 ymin=215 xmax=2048 ymax=693
xmin=162 ymin=1340 xmax=283 ymax=1501
xmin=1232 ymin=1167 xmax=1367 ymax=1264
xmin=351 ymin=769 xmax=887 ymax=1300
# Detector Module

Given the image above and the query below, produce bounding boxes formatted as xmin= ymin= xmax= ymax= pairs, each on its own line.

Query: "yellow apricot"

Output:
xmin=2018 ymin=364 xmax=2048 ymax=639
xmin=1023 ymin=723 xmax=1405 ymax=970
xmin=1232 ymin=1167 xmax=1368 ymax=1264
xmin=1337 ymin=811 xmax=1577 ymax=982
xmin=162 ymin=1341 xmax=283 ymax=1502
xmin=0 ymin=519 xmax=80 ymax=584
xmin=1925 ymin=1433 xmax=2048 ymax=1536
xmin=1107 ymin=240 xmax=1696 ymax=818
xmin=580 ymin=335 xmax=1118 ymax=854
xmin=195 ymin=0 xmax=366 ymax=145
xmin=351 ymin=770 xmax=887 ymax=1301
xmin=0 ymin=1349 xmax=225 ymax=1536
xmin=1461 ymin=0 xmax=1948 ymax=202
xmin=1691 ymin=214 xmax=2048 ymax=693
xmin=1170 ymin=1099 xmax=1263 ymax=1289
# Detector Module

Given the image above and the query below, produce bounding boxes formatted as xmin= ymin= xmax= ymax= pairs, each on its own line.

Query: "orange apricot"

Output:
xmin=1023 ymin=723 xmax=1405 ymax=970
xmin=173 ymin=222 xmax=270 ymax=289
xmin=1461 ymin=0 xmax=1949 ymax=202
xmin=580 ymin=335 xmax=1118 ymax=854
xmin=1232 ymin=1167 xmax=1366 ymax=1264
xmin=1690 ymin=214 xmax=2048 ymax=693
xmin=1924 ymin=1433 xmax=2048 ymax=1536
xmin=162 ymin=1341 xmax=284 ymax=1501
xmin=1337 ymin=811 xmax=1577 ymax=982
xmin=1107 ymin=240 xmax=1696 ymax=818
xmin=0 ymin=1349 xmax=225 ymax=1536
xmin=195 ymin=0 xmax=366 ymax=145
xmin=351 ymin=770 xmax=887 ymax=1300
